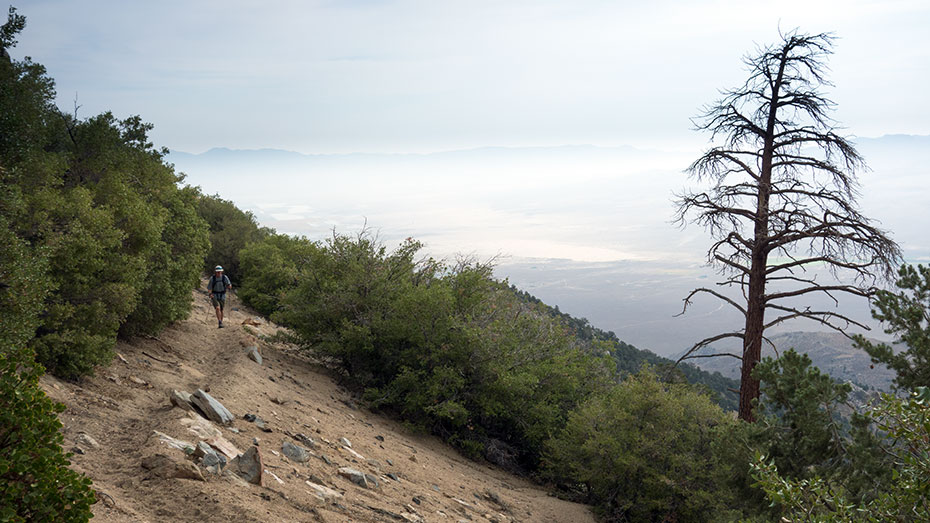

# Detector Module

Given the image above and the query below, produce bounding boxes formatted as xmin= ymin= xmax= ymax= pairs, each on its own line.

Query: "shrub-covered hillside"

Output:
xmin=512 ymin=287 xmax=739 ymax=411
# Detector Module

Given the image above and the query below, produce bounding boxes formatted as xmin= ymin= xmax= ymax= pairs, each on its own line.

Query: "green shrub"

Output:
xmin=197 ymin=194 xmax=270 ymax=284
xmin=0 ymin=202 xmax=95 ymax=522
xmin=544 ymin=368 xmax=738 ymax=522
xmin=244 ymin=230 xmax=614 ymax=468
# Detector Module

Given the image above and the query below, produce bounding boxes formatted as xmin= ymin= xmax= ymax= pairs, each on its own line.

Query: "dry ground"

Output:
xmin=41 ymin=283 xmax=595 ymax=523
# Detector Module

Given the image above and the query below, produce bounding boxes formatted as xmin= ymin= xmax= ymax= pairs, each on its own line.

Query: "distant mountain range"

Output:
xmin=681 ymin=331 xmax=898 ymax=393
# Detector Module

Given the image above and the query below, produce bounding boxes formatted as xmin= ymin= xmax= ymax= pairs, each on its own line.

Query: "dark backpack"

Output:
xmin=209 ymin=274 xmax=230 ymax=293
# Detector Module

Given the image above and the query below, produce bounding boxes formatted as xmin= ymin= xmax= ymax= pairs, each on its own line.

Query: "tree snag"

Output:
xmin=674 ymin=31 xmax=901 ymax=422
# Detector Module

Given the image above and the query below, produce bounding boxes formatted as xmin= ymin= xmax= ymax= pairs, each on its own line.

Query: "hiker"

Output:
xmin=208 ymin=265 xmax=232 ymax=328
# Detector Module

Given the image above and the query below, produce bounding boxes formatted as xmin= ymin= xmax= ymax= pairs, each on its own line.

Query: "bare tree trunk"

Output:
xmin=739 ymin=260 xmax=767 ymax=421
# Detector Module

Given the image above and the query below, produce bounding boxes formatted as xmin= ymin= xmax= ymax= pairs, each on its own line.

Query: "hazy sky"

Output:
xmin=15 ymin=0 xmax=930 ymax=154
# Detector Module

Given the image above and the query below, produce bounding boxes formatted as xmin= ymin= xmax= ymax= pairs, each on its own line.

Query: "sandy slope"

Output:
xmin=41 ymin=284 xmax=595 ymax=523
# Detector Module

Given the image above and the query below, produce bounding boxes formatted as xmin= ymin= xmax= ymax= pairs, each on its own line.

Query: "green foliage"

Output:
xmin=751 ymin=389 xmax=930 ymax=522
xmin=544 ymin=368 xmax=739 ymax=522
xmin=238 ymin=234 xmax=321 ymax=316
xmin=854 ymin=264 xmax=930 ymax=390
xmin=511 ymin=286 xmax=740 ymax=411
xmin=242 ymin=231 xmax=614 ymax=468
xmin=1 ymin=15 xmax=209 ymax=377
xmin=752 ymin=350 xmax=852 ymax=479
xmin=197 ymin=194 xmax=269 ymax=284
xmin=0 ymin=206 xmax=95 ymax=522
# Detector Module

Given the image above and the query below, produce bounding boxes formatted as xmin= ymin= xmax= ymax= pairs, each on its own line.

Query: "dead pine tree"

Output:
xmin=674 ymin=31 xmax=900 ymax=422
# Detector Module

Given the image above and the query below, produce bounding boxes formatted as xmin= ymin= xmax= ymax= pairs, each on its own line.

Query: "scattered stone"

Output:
xmin=201 ymin=446 xmax=227 ymax=474
xmin=432 ymin=484 xmax=441 ymax=492
xmin=291 ymin=432 xmax=320 ymax=450
xmin=141 ymin=454 xmax=205 ymax=481
xmin=309 ymin=474 xmax=325 ymax=485
xmin=128 ymin=375 xmax=147 ymax=386
xmin=282 ymin=441 xmax=311 ymax=463
xmin=386 ymin=459 xmax=394 ymax=466
xmin=253 ymin=437 xmax=260 ymax=446
xmin=264 ymin=469 xmax=285 ymax=485
xmin=190 ymin=389 xmax=234 ymax=425
xmin=387 ymin=473 xmax=400 ymax=481
xmin=338 ymin=467 xmax=376 ymax=489
xmin=229 ymin=446 xmax=263 ymax=485
xmin=339 ymin=437 xmax=352 ymax=448
xmin=242 ymin=317 xmax=262 ymax=326
xmin=400 ymin=512 xmax=424 ymax=523
xmin=366 ymin=459 xmax=381 ymax=469
xmin=70 ymin=446 xmax=85 ymax=455
xmin=75 ymin=433 xmax=100 ymax=449
xmin=305 ymin=480 xmax=344 ymax=501
xmin=375 ymin=435 xmax=385 ymax=442
xmin=228 ymin=427 xmax=240 ymax=434
xmin=412 ymin=496 xmax=421 ymax=505
xmin=168 ymin=390 xmax=194 ymax=411
xmin=106 ymin=375 xmax=122 ymax=385
xmin=321 ymin=454 xmax=332 ymax=465
xmin=116 ymin=353 xmax=128 ymax=364
xmin=193 ymin=441 xmax=214 ymax=459
xmin=180 ymin=416 xmax=222 ymax=440
xmin=409 ymin=455 xmax=418 ymax=463
xmin=246 ymin=346 xmax=262 ymax=365
xmin=152 ymin=430 xmax=194 ymax=453
xmin=342 ymin=446 xmax=365 ymax=461
xmin=270 ymin=396 xmax=287 ymax=405
xmin=364 ymin=473 xmax=380 ymax=488
xmin=205 ymin=436 xmax=240 ymax=460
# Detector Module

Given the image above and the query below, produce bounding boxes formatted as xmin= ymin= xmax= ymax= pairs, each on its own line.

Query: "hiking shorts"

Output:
xmin=211 ymin=293 xmax=226 ymax=310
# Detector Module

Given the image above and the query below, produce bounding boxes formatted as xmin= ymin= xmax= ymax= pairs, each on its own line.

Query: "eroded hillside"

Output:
xmin=41 ymin=285 xmax=594 ymax=523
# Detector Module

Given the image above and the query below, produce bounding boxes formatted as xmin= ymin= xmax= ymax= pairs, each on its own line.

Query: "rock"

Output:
xmin=339 ymin=437 xmax=352 ymax=448
xmin=229 ymin=446 xmax=263 ymax=485
xmin=305 ymin=480 xmax=344 ymax=501
xmin=281 ymin=441 xmax=311 ymax=463
xmin=202 ymin=450 xmax=227 ymax=474
xmin=291 ymin=433 xmax=320 ymax=450
xmin=141 ymin=454 xmax=205 ymax=481
xmin=193 ymin=441 xmax=214 ymax=459
xmin=168 ymin=390 xmax=194 ymax=411
xmin=386 ymin=458 xmax=394 ymax=466
xmin=70 ymin=446 xmax=85 ymax=455
xmin=204 ymin=436 xmax=240 ymax=460
xmin=321 ymin=454 xmax=332 ymax=465
xmin=264 ymin=469 xmax=285 ymax=484
xmin=342 ymin=446 xmax=365 ymax=461
xmin=75 ymin=432 xmax=100 ymax=449
xmin=375 ymin=435 xmax=385 ymax=442
xmin=129 ymin=375 xmax=147 ymax=386
xmin=246 ymin=346 xmax=262 ymax=365
xmin=387 ymin=473 xmax=400 ymax=481
xmin=190 ymin=389 xmax=234 ymax=425
xmin=116 ymin=353 xmax=128 ymax=364
xmin=338 ymin=467 xmax=373 ymax=488
xmin=364 ymin=473 xmax=380 ymax=488
xmin=180 ymin=416 xmax=221 ymax=440
xmin=366 ymin=459 xmax=381 ymax=469
xmin=152 ymin=431 xmax=195 ymax=453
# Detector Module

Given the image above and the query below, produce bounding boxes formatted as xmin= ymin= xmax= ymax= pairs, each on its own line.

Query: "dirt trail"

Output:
xmin=41 ymin=283 xmax=595 ymax=522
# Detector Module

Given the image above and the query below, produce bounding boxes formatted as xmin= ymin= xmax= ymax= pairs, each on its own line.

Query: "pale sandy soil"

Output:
xmin=41 ymin=283 xmax=595 ymax=523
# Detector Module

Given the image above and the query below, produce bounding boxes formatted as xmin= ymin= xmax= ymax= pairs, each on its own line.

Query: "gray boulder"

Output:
xmin=281 ymin=441 xmax=311 ymax=463
xmin=338 ymin=466 xmax=378 ymax=489
xmin=246 ymin=346 xmax=262 ymax=365
xmin=168 ymin=389 xmax=194 ymax=411
xmin=190 ymin=389 xmax=234 ymax=425
xmin=229 ymin=446 xmax=263 ymax=485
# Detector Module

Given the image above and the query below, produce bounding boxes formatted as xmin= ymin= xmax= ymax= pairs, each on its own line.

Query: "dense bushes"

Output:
xmin=1 ymin=19 xmax=208 ymax=377
xmin=241 ymin=231 xmax=615 ymax=467
xmin=0 ymin=204 xmax=94 ymax=521
xmin=544 ymin=369 xmax=739 ymax=521
xmin=197 ymin=194 xmax=269 ymax=284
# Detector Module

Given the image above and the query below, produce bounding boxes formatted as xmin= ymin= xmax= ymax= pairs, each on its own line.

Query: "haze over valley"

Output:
xmin=168 ymin=135 xmax=929 ymax=357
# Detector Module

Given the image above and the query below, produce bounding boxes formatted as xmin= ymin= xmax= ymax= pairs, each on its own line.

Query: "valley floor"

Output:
xmin=41 ymin=284 xmax=594 ymax=522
